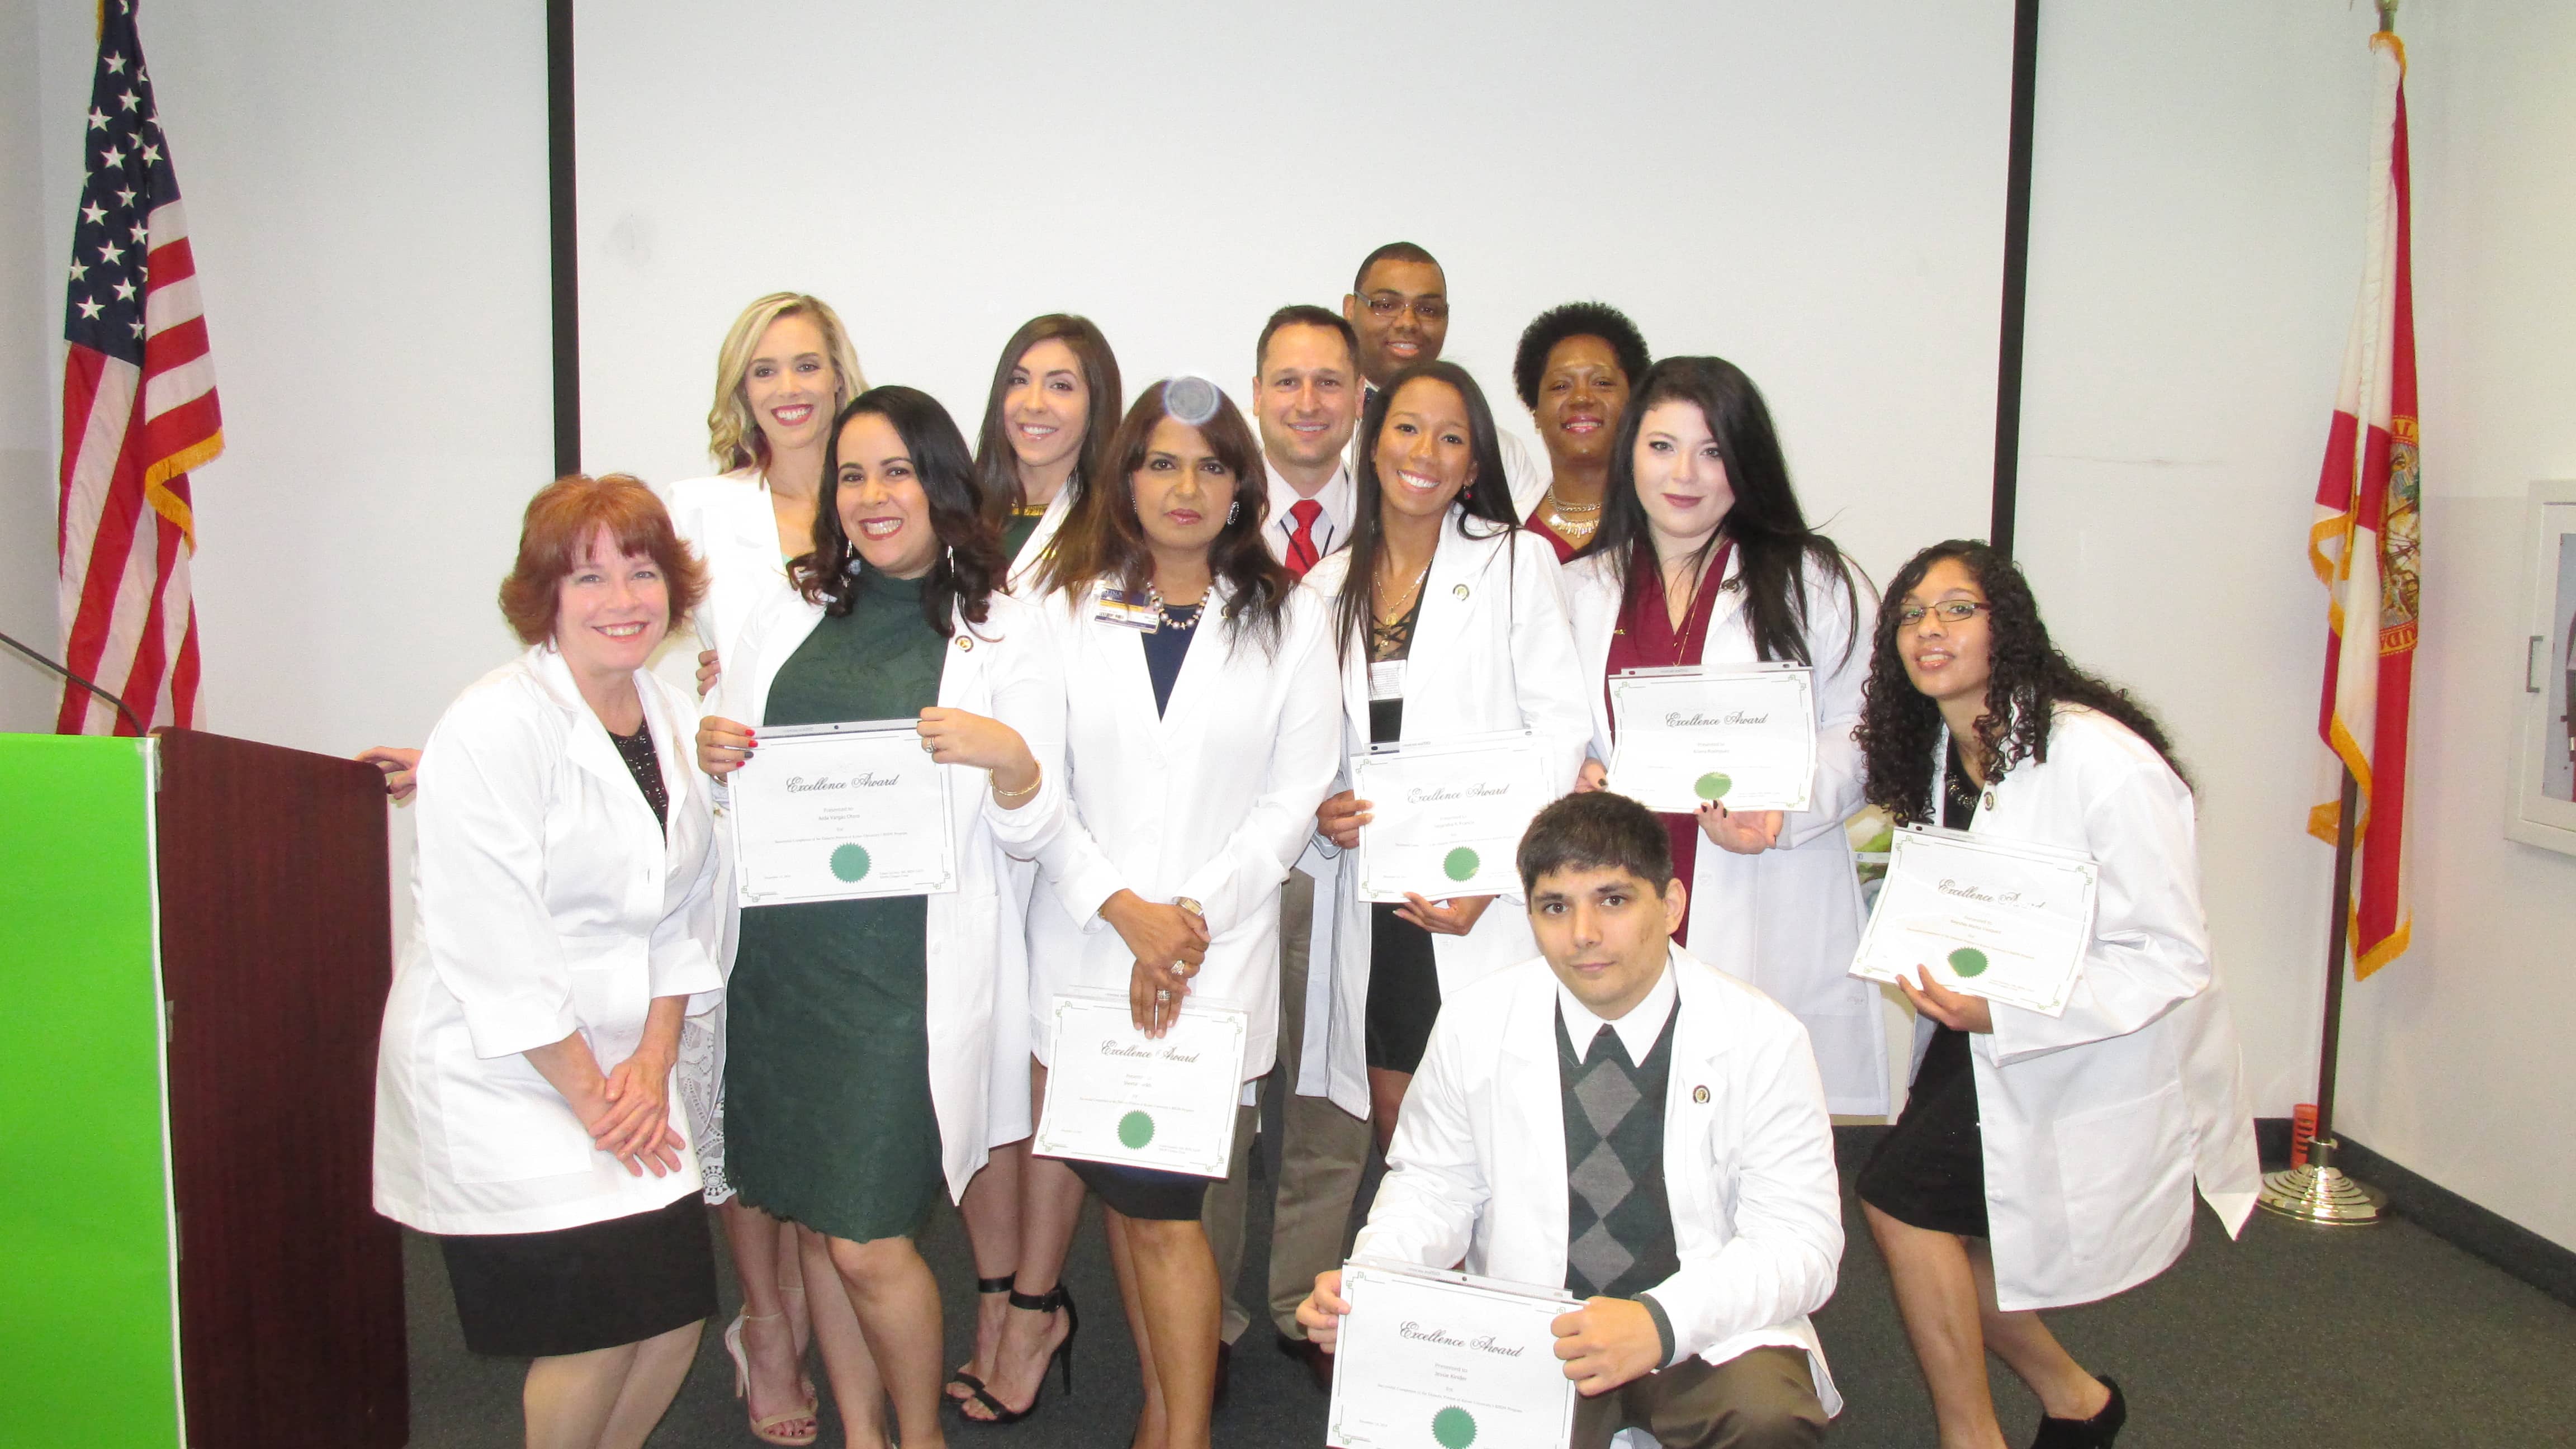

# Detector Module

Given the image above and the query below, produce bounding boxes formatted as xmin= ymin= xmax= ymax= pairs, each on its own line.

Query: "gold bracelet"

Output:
xmin=991 ymin=767 xmax=1043 ymax=802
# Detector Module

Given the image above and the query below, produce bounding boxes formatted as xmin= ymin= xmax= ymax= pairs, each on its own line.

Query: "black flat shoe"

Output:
xmin=2030 ymin=1375 xmax=2124 ymax=1448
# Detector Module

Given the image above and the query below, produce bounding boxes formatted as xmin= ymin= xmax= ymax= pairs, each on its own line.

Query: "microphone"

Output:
xmin=0 ymin=627 xmax=150 ymax=737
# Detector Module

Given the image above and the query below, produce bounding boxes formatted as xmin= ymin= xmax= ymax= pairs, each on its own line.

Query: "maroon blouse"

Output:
xmin=1602 ymin=540 xmax=1734 ymax=945
xmin=1522 ymin=499 xmax=1585 ymax=564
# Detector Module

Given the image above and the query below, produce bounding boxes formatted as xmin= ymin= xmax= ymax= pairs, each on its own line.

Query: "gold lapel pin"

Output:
xmin=956 ymin=637 xmax=973 ymax=651
xmin=1452 ymin=584 xmax=1470 ymax=599
xmin=1692 ymin=1085 xmax=1710 ymax=1104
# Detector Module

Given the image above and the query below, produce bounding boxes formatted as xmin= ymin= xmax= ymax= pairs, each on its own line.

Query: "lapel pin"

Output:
xmin=1453 ymin=583 xmax=1470 ymax=599
xmin=956 ymin=636 xmax=973 ymax=651
xmin=1982 ymin=789 xmax=1995 ymax=810
xmin=1692 ymin=1085 xmax=1710 ymax=1104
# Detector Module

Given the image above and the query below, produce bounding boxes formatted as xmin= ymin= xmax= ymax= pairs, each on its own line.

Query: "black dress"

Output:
xmin=1854 ymin=739 xmax=1991 ymax=1237
xmin=1361 ymin=594 xmax=1442 ymax=1074
xmin=437 ymin=722 xmax=717 ymax=1357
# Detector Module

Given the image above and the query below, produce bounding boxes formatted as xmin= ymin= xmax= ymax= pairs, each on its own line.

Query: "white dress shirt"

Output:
xmin=1261 ymin=454 xmax=1356 ymax=567
xmin=1555 ymin=962 xmax=1678 ymax=1065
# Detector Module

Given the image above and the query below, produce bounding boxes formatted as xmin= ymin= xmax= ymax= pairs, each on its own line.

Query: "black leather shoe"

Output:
xmin=2030 ymin=1375 xmax=2124 ymax=1448
xmin=1276 ymin=1333 xmax=1334 ymax=1393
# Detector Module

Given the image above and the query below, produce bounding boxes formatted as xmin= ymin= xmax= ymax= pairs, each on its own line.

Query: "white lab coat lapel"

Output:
xmin=1006 ymin=487 xmax=1077 ymax=594
xmin=1486 ymin=967 xmax=1572 ymax=1280
xmin=531 ymin=646 xmax=673 ymax=912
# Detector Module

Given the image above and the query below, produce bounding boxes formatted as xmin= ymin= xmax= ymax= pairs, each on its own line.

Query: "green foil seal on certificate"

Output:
xmin=1349 ymin=730 xmax=1549 ymax=904
xmin=1606 ymin=664 xmax=1817 ymax=814
xmin=1327 ymin=1259 xmax=1579 ymax=1449
xmin=1033 ymin=991 xmax=1249 ymax=1178
xmin=1848 ymin=825 xmax=2101 ymax=1017
xmin=727 ymin=718 xmax=959 ymax=906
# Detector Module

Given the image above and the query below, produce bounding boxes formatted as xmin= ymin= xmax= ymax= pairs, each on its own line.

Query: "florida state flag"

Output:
xmin=2308 ymin=30 xmax=2418 ymax=978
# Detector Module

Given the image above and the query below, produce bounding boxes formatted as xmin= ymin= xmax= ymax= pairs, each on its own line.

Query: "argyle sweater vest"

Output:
xmin=1557 ymin=1003 xmax=1682 ymax=1303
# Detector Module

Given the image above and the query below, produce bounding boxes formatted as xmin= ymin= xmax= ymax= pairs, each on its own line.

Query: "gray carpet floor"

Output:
xmin=402 ymin=1128 xmax=2576 ymax=1447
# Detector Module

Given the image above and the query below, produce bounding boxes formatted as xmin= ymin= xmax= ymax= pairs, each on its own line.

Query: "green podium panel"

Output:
xmin=0 ymin=735 xmax=181 ymax=1448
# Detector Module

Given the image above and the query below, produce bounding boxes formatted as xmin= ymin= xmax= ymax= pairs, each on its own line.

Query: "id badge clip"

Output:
xmin=1095 ymin=585 xmax=1158 ymax=632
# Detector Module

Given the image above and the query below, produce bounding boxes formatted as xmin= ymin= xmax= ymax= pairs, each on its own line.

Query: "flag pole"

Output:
xmin=2260 ymin=1 xmax=2400 ymax=1227
xmin=2259 ymin=770 xmax=2385 ymax=1223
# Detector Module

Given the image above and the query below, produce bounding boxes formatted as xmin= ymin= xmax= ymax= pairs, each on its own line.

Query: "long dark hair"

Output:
xmin=1332 ymin=360 xmax=1519 ymax=662
xmin=971 ymin=314 xmax=1124 ymax=527
xmin=1035 ymin=380 xmax=1292 ymax=654
xmin=793 ymin=386 xmax=1005 ymax=637
xmin=1587 ymin=356 xmax=1858 ymax=670
xmin=1854 ymin=539 xmax=2189 ymax=825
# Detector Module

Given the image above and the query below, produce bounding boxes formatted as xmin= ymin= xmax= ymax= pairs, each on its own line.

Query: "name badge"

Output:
xmin=1094 ymin=585 xmax=1157 ymax=632
xmin=1368 ymin=660 xmax=1408 ymax=701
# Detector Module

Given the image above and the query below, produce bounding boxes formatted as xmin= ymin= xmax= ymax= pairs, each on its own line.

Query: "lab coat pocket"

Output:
xmin=435 ymin=1033 xmax=596 ymax=1184
xmin=2051 ymin=1082 xmax=2191 ymax=1269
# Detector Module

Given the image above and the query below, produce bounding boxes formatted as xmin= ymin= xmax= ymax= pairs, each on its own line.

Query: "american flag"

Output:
xmin=56 ymin=0 xmax=222 ymax=735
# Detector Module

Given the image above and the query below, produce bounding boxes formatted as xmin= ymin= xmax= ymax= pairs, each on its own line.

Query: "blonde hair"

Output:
xmin=705 ymin=292 xmax=868 ymax=472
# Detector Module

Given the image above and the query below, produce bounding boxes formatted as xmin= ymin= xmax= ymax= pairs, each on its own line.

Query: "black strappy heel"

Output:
xmin=944 ymin=1275 xmax=1016 ymax=1405
xmin=955 ymin=1285 xmax=1078 ymax=1426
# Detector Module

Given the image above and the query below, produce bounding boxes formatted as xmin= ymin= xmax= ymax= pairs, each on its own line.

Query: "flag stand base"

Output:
xmin=2257 ymin=1137 xmax=2386 ymax=1226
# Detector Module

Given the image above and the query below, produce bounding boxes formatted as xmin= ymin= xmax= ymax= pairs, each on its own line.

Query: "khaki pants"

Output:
xmin=1569 ymin=1345 xmax=1829 ymax=1449
xmin=1202 ymin=866 xmax=1372 ymax=1343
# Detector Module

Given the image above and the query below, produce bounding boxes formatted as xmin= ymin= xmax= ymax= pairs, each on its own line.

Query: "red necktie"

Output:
xmin=1285 ymin=499 xmax=1324 ymax=578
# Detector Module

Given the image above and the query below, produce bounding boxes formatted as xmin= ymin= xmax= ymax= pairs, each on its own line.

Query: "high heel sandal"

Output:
xmin=954 ymin=1285 xmax=1078 ymax=1426
xmin=944 ymin=1275 xmax=1016 ymax=1404
xmin=723 ymin=1309 xmax=820 ymax=1447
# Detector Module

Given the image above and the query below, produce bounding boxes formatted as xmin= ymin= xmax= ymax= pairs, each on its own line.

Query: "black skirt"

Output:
xmin=1069 ymin=1158 xmax=1211 ymax=1222
xmin=1855 ymin=1025 xmax=1990 ymax=1237
xmin=437 ymin=1193 xmax=716 ymax=1356
xmin=1364 ymin=902 xmax=1442 ymax=1073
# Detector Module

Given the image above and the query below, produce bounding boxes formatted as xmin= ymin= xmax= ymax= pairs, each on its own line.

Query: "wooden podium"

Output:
xmin=0 ymin=730 xmax=406 ymax=1448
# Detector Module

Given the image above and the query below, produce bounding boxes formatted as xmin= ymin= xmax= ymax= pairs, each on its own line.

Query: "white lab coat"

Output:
xmin=1303 ymin=515 xmax=1593 ymax=1117
xmin=373 ymin=646 xmax=725 ymax=1236
xmin=991 ymin=580 xmax=1343 ymax=1085
xmin=1564 ymin=547 xmax=1890 ymax=1116
xmin=653 ymin=470 xmax=797 ymax=1196
xmin=714 ymin=577 xmax=1065 ymax=1203
xmin=1352 ymin=946 xmax=1843 ymax=1415
xmin=1930 ymin=705 xmax=2261 ymax=1311
xmin=657 ymin=471 xmax=795 ymax=683
xmin=1005 ymin=486 xmax=1076 ymax=593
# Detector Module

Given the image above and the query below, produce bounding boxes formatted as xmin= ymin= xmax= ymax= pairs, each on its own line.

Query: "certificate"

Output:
xmin=727 ymin=718 xmax=958 ymax=907
xmin=1033 ymin=991 xmax=1249 ymax=1178
xmin=1849 ymin=826 xmax=2100 ymax=1016
xmin=1607 ymin=665 xmax=1816 ymax=813
xmin=1327 ymin=1259 xmax=1576 ymax=1449
xmin=1350 ymin=731 xmax=1549 ymax=904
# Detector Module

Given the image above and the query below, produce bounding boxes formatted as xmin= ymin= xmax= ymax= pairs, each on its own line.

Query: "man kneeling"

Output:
xmin=1298 ymin=791 xmax=1842 ymax=1447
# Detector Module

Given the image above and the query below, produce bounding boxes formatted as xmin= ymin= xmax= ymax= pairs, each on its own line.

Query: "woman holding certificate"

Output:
xmin=1308 ymin=359 xmax=1593 ymax=1147
xmin=373 ymin=473 xmax=723 ymax=1449
xmin=693 ymin=385 xmax=1059 ymax=1449
xmin=993 ymin=377 xmax=1341 ymax=1448
xmin=1850 ymin=540 xmax=2259 ymax=1449
xmin=1561 ymin=355 xmax=1888 ymax=1117
xmin=946 ymin=312 xmax=1123 ymax=1417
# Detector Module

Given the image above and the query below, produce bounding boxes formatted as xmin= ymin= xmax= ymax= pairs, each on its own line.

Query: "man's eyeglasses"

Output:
xmin=1362 ymin=293 xmax=1448 ymax=323
xmin=1895 ymin=600 xmax=1990 ymax=628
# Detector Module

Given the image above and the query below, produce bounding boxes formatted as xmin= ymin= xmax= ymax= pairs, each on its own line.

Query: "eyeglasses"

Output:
xmin=1362 ymin=293 xmax=1448 ymax=323
xmin=1895 ymin=599 xmax=1990 ymax=628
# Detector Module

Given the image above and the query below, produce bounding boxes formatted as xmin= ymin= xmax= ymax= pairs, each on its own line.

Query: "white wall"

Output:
xmin=1 ymin=0 xmax=64 ymax=732
xmin=569 ymin=0 xmax=2014 ymax=590
xmin=2331 ymin=0 xmax=2576 ymax=1250
xmin=2018 ymin=0 xmax=2576 ymax=1251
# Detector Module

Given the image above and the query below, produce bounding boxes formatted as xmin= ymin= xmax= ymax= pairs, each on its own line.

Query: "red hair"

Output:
xmin=496 ymin=473 xmax=707 ymax=646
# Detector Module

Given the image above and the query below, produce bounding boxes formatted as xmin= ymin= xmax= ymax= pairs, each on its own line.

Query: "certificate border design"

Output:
xmin=1031 ymin=994 xmax=1249 ymax=1180
xmin=1348 ymin=733 xmax=1546 ymax=905
xmin=1606 ymin=665 xmax=1818 ymax=815
xmin=726 ymin=723 xmax=960 ymax=907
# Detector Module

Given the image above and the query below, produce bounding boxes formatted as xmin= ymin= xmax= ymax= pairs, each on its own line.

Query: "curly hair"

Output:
xmin=705 ymin=293 xmax=866 ymax=472
xmin=1855 ymin=539 xmax=2189 ymax=825
xmin=1511 ymin=301 xmax=1650 ymax=411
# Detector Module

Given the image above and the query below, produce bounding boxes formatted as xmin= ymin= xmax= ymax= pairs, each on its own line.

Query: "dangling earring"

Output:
xmin=1227 ymin=500 xmax=1241 ymax=525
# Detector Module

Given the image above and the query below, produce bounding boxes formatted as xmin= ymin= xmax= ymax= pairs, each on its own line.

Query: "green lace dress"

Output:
xmin=723 ymin=571 xmax=946 ymax=1241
